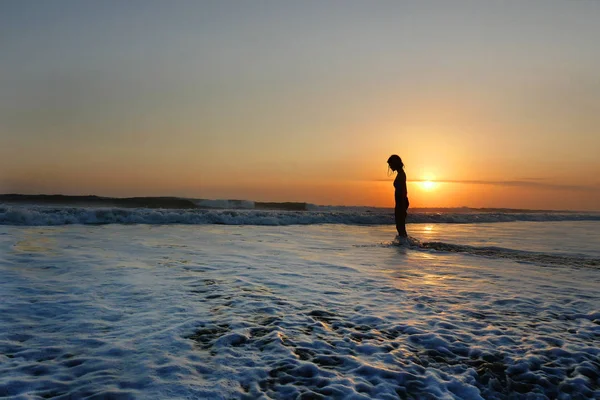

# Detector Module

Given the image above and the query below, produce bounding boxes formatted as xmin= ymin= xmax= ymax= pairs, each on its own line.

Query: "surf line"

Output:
xmin=415 ymin=241 xmax=600 ymax=268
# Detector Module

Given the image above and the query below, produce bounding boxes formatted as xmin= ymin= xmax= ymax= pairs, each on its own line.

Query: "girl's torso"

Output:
xmin=394 ymin=170 xmax=407 ymax=199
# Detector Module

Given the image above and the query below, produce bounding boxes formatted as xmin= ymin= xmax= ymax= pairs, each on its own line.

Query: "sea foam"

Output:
xmin=1 ymin=204 xmax=599 ymax=227
xmin=1 ymin=223 xmax=599 ymax=399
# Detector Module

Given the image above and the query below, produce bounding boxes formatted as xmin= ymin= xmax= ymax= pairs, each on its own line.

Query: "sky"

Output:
xmin=1 ymin=0 xmax=599 ymax=210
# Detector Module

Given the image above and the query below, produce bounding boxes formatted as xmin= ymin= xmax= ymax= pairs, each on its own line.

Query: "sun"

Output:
xmin=421 ymin=180 xmax=437 ymax=191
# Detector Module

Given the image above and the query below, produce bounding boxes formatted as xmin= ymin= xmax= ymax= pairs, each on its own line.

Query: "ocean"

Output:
xmin=1 ymin=200 xmax=599 ymax=399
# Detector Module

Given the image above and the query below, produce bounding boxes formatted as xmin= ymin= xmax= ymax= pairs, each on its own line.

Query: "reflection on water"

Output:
xmin=12 ymin=228 xmax=62 ymax=255
xmin=408 ymin=221 xmax=600 ymax=258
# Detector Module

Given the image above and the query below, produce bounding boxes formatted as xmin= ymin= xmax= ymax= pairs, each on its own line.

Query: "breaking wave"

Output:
xmin=1 ymin=204 xmax=599 ymax=227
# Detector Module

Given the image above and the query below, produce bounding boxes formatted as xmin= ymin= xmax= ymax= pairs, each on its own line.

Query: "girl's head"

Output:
xmin=387 ymin=154 xmax=404 ymax=172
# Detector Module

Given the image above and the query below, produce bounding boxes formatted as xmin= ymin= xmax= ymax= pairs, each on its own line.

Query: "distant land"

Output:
xmin=0 ymin=194 xmax=586 ymax=214
xmin=0 ymin=194 xmax=308 ymax=211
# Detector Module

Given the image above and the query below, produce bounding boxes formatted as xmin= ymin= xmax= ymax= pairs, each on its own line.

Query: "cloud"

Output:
xmin=432 ymin=179 xmax=599 ymax=192
xmin=374 ymin=178 xmax=600 ymax=192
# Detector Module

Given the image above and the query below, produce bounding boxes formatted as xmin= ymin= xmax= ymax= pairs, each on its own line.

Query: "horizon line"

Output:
xmin=1 ymin=193 xmax=598 ymax=214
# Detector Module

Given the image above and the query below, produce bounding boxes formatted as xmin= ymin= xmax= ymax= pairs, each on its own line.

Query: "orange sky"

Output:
xmin=1 ymin=2 xmax=600 ymax=210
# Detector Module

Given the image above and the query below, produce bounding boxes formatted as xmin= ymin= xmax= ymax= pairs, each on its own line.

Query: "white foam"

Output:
xmin=1 ymin=223 xmax=599 ymax=398
xmin=1 ymin=204 xmax=599 ymax=227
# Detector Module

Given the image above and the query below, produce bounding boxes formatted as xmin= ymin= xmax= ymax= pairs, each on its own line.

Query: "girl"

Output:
xmin=387 ymin=155 xmax=409 ymax=237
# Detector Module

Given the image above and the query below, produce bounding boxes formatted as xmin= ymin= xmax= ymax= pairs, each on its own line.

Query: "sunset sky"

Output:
xmin=1 ymin=1 xmax=599 ymax=210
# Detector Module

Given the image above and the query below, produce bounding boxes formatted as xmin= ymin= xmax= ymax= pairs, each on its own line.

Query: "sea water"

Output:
xmin=1 ymin=207 xmax=599 ymax=399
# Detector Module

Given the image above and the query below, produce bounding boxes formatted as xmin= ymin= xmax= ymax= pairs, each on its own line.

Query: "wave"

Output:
xmin=0 ymin=206 xmax=388 ymax=226
xmin=379 ymin=237 xmax=600 ymax=269
xmin=416 ymin=241 xmax=600 ymax=269
xmin=1 ymin=204 xmax=600 ymax=227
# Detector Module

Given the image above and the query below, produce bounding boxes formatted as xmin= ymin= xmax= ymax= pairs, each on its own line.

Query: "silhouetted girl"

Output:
xmin=387 ymin=155 xmax=409 ymax=237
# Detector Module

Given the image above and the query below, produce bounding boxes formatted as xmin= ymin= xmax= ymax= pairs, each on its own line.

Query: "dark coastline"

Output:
xmin=0 ymin=194 xmax=311 ymax=211
xmin=0 ymin=194 xmax=198 ymax=209
xmin=0 ymin=194 xmax=586 ymax=213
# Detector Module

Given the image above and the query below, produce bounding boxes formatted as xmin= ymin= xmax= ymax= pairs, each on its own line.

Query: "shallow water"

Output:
xmin=411 ymin=221 xmax=600 ymax=258
xmin=1 ymin=222 xmax=599 ymax=399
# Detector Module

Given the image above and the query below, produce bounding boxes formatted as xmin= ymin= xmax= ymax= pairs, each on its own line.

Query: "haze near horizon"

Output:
xmin=2 ymin=1 xmax=599 ymax=210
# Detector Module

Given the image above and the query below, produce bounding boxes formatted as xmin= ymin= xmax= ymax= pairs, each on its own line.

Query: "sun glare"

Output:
xmin=421 ymin=180 xmax=437 ymax=191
